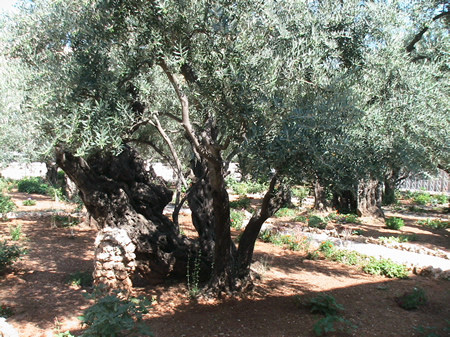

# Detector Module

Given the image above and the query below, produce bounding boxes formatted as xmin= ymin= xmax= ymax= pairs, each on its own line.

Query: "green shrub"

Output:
xmin=230 ymin=209 xmax=245 ymax=229
xmin=431 ymin=194 xmax=448 ymax=205
xmin=66 ymin=271 xmax=93 ymax=287
xmin=0 ymin=240 xmax=27 ymax=273
xmin=363 ymin=257 xmax=409 ymax=278
xmin=46 ymin=185 xmax=65 ymax=201
xmin=318 ymin=240 xmax=335 ymax=257
xmin=274 ymin=207 xmax=297 ymax=218
xmin=229 ymin=197 xmax=251 ymax=210
xmin=307 ymin=294 xmax=344 ymax=316
xmin=413 ymin=192 xmax=432 ymax=205
xmin=379 ymin=234 xmax=417 ymax=243
xmin=22 ymin=198 xmax=36 ymax=206
xmin=79 ymin=287 xmax=152 ymax=337
xmin=385 ymin=217 xmax=405 ymax=230
xmin=9 ymin=224 xmax=23 ymax=241
xmin=336 ymin=213 xmax=360 ymax=224
xmin=308 ymin=215 xmax=327 ymax=229
xmin=417 ymin=218 xmax=449 ymax=229
xmin=313 ymin=315 xmax=356 ymax=336
xmin=396 ymin=287 xmax=427 ymax=310
xmin=258 ymin=229 xmax=273 ymax=242
xmin=0 ymin=193 xmax=16 ymax=217
xmin=293 ymin=215 xmax=307 ymax=222
xmin=0 ymin=303 xmax=14 ymax=318
xmin=291 ymin=187 xmax=309 ymax=203
xmin=246 ymin=181 xmax=268 ymax=194
xmin=17 ymin=177 xmax=49 ymax=194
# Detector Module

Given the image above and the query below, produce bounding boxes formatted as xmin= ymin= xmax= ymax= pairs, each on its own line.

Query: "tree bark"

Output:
xmin=236 ymin=175 xmax=290 ymax=283
xmin=313 ymin=180 xmax=331 ymax=211
xmin=356 ymin=179 xmax=384 ymax=218
xmin=56 ymin=147 xmax=194 ymax=287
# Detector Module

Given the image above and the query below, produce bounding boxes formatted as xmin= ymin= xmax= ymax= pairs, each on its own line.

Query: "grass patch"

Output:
xmin=66 ymin=271 xmax=93 ymax=287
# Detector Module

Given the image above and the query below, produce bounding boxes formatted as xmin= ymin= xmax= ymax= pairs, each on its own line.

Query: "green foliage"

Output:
xmin=431 ymin=194 xmax=448 ymax=205
xmin=274 ymin=208 xmax=297 ymax=218
xmin=318 ymin=240 xmax=336 ymax=257
xmin=66 ymin=271 xmax=93 ymax=288
xmin=336 ymin=213 xmax=360 ymax=224
xmin=0 ymin=240 xmax=27 ymax=273
xmin=293 ymin=215 xmax=307 ymax=222
xmin=187 ymin=251 xmax=202 ymax=299
xmin=417 ymin=218 xmax=449 ymax=229
xmin=230 ymin=210 xmax=246 ymax=229
xmin=0 ymin=303 xmax=14 ymax=318
xmin=54 ymin=332 xmax=75 ymax=337
xmin=8 ymin=224 xmax=23 ymax=241
xmin=385 ymin=217 xmax=405 ymax=230
xmin=229 ymin=197 xmax=251 ymax=210
xmin=79 ymin=287 xmax=152 ymax=337
xmin=307 ymin=294 xmax=344 ymax=316
xmin=379 ymin=234 xmax=417 ymax=244
xmin=227 ymin=180 xmax=268 ymax=196
xmin=413 ymin=192 xmax=432 ymax=206
xmin=0 ymin=178 xmax=14 ymax=193
xmin=363 ymin=257 xmax=409 ymax=279
xmin=46 ymin=185 xmax=65 ymax=202
xmin=258 ymin=230 xmax=310 ymax=251
xmin=313 ymin=315 xmax=356 ymax=336
xmin=0 ymin=193 xmax=15 ymax=218
xmin=17 ymin=177 xmax=49 ymax=194
xmin=396 ymin=287 xmax=427 ymax=310
xmin=291 ymin=187 xmax=309 ymax=203
xmin=52 ymin=215 xmax=81 ymax=228
xmin=22 ymin=198 xmax=36 ymax=206
xmin=413 ymin=325 xmax=440 ymax=337
xmin=308 ymin=216 xmax=328 ymax=229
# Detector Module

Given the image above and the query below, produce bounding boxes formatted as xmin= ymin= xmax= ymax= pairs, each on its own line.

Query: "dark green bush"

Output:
xmin=413 ymin=192 xmax=432 ymax=206
xmin=308 ymin=215 xmax=327 ymax=229
xmin=396 ymin=287 xmax=427 ymax=310
xmin=17 ymin=177 xmax=49 ymax=194
xmin=385 ymin=217 xmax=405 ymax=230
xmin=229 ymin=196 xmax=251 ymax=210
xmin=0 ymin=193 xmax=16 ymax=216
xmin=0 ymin=240 xmax=27 ymax=273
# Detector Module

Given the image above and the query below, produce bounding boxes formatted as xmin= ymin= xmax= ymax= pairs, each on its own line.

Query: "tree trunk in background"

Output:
xmin=313 ymin=180 xmax=331 ymax=211
xmin=56 ymin=147 xmax=195 ymax=289
xmin=332 ymin=190 xmax=357 ymax=214
xmin=356 ymin=179 xmax=384 ymax=218
xmin=45 ymin=161 xmax=58 ymax=185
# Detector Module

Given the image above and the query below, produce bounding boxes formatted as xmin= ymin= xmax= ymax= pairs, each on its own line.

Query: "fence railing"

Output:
xmin=399 ymin=170 xmax=449 ymax=194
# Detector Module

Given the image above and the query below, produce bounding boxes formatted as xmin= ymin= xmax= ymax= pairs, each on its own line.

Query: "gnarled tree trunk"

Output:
xmin=56 ymin=147 xmax=195 ymax=289
xmin=357 ymin=179 xmax=384 ymax=218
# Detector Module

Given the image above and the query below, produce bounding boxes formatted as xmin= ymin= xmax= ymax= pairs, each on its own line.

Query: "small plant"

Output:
xmin=0 ymin=193 xmax=16 ymax=218
xmin=313 ymin=315 xmax=356 ymax=336
xmin=187 ymin=250 xmax=202 ymax=299
xmin=293 ymin=215 xmax=307 ymax=222
xmin=52 ymin=215 xmax=81 ymax=228
xmin=0 ymin=304 xmax=14 ymax=318
xmin=305 ymin=294 xmax=356 ymax=336
xmin=79 ymin=286 xmax=152 ymax=337
xmin=291 ymin=186 xmax=309 ymax=204
xmin=307 ymin=294 xmax=344 ymax=316
xmin=413 ymin=192 xmax=432 ymax=206
xmin=17 ymin=177 xmax=49 ymax=194
xmin=413 ymin=325 xmax=440 ymax=337
xmin=363 ymin=257 xmax=409 ymax=278
xmin=385 ymin=217 xmax=405 ymax=230
xmin=0 ymin=240 xmax=27 ymax=274
xmin=318 ymin=240 xmax=335 ymax=257
xmin=229 ymin=196 xmax=251 ymax=210
xmin=431 ymin=193 xmax=448 ymax=205
xmin=379 ymin=234 xmax=417 ymax=243
xmin=258 ymin=229 xmax=273 ymax=242
xmin=336 ymin=213 xmax=360 ymax=224
xmin=22 ymin=198 xmax=37 ymax=206
xmin=352 ymin=229 xmax=364 ymax=235
xmin=230 ymin=209 xmax=246 ymax=229
xmin=417 ymin=218 xmax=449 ymax=229
xmin=308 ymin=215 xmax=327 ymax=229
xmin=66 ymin=271 xmax=93 ymax=287
xmin=396 ymin=287 xmax=427 ymax=310
xmin=274 ymin=207 xmax=297 ymax=218
xmin=8 ymin=224 xmax=23 ymax=241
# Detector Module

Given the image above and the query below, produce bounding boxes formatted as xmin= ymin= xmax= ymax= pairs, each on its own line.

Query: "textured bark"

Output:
xmin=56 ymin=147 xmax=193 ymax=286
xmin=332 ymin=190 xmax=357 ymax=214
xmin=187 ymin=156 xmax=215 ymax=259
xmin=357 ymin=179 xmax=384 ymax=218
xmin=236 ymin=176 xmax=290 ymax=281
xmin=313 ymin=180 xmax=331 ymax=211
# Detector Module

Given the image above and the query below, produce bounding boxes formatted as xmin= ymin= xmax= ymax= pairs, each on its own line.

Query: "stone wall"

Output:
xmin=93 ymin=227 xmax=136 ymax=291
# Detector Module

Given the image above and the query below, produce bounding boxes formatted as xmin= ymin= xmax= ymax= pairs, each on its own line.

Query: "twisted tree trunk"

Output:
xmin=56 ymin=147 xmax=194 ymax=288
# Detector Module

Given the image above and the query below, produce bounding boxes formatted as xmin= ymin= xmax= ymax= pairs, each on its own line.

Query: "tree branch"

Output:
xmin=406 ymin=10 xmax=450 ymax=53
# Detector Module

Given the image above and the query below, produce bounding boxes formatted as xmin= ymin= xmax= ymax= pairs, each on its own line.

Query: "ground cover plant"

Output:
xmin=0 ymin=240 xmax=27 ymax=274
xmin=396 ymin=287 xmax=427 ymax=310
xmin=0 ymin=193 xmax=15 ymax=218
xmin=385 ymin=217 xmax=405 ymax=230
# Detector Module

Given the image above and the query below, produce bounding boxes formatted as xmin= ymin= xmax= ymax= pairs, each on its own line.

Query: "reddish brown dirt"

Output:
xmin=0 ymin=192 xmax=449 ymax=337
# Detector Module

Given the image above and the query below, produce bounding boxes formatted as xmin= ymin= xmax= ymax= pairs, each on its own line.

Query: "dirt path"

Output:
xmin=0 ymin=193 xmax=449 ymax=336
